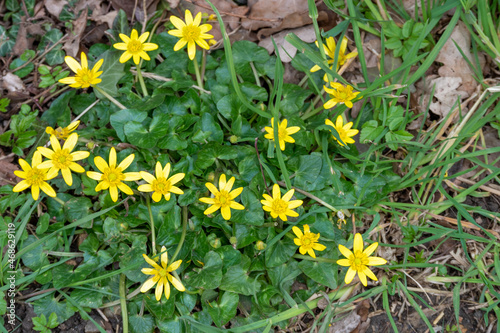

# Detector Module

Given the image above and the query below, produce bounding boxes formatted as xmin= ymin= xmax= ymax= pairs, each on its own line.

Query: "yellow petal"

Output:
xmin=229 ymin=187 xmax=243 ymax=200
xmin=338 ymin=244 xmax=353 ymax=259
xmin=169 ymin=274 xmax=185 ymax=292
xmin=143 ymin=254 xmax=162 ymax=270
xmin=292 ymin=226 xmax=303 ymax=238
xmin=163 ymin=277 xmax=171 ymax=299
xmin=367 ymin=256 xmax=387 ymax=266
xmin=205 ymin=182 xmax=219 ymax=196
xmin=124 ymin=172 xmax=142 ymax=181
xmin=152 ymin=192 xmax=162 ymax=202
xmin=185 ymin=9 xmax=193 ymax=25
xmin=37 ymin=147 xmax=55 ymax=159
xmin=138 ymin=31 xmax=149 ymax=43
xmin=203 ymin=204 xmax=220 ymax=215
xmin=114 ymin=42 xmax=128 ymax=50
xmin=353 ymin=233 xmax=364 ymax=253
xmin=109 ymin=185 xmax=119 ymax=202
xmin=323 ymin=99 xmax=337 ymax=109
xmin=155 ymin=282 xmax=165 ymax=302
xmin=141 ymin=171 xmax=156 ymax=184
xmin=167 ymin=259 xmax=182 ymax=272
xmin=363 ymin=266 xmax=378 ymax=281
xmin=143 ymin=43 xmax=158 ymax=51
xmin=229 ymin=201 xmax=245 ymax=210
xmin=138 ymin=184 xmax=153 ymax=192
xmin=131 ymin=29 xmax=139 ymax=40
xmin=13 ymin=180 xmax=30 ymax=192
xmin=117 ymin=153 xmax=135 ymax=171
xmin=65 ymin=56 xmax=82 ymax=73
xmin=169 ymin=16 xmax=186 ymax=30
xmin=140 ymin=275 xmax=159 ymax=293
xmin=344 ymin=267 xmax=357 ymax=284
xmin=61 ymin=168 xmax=73 ymax=186
xmin=187 ymin=41 xmax=196 ymax=60
xmin=80 ymin=52 xmax=88 ymax=69
xmin=221 ymin=206 xmax=231 ymax=220
xmin=337 ymin=259 xmax=351 ymax=267
xmin=70 ymin=151 xmax=89 ymax=161
xmin=63 ymin=133 xmax=78 ymax=151
xmin=87 ymin=171 xmax=103 ymax=181
xmin=173 ymin=38 xmax=187 ymax=51
xmin=119 ymin=51 xmax=133 ymax=63
xmin=358 ymin=271 xmax=368 ymax=286
xmin=363 ymin=242 xmax=379 ymax=257
xmin=117 ymin=182 xmax=133 ymax=195
xmin=272 ymin=184 xmax=281 ymax=199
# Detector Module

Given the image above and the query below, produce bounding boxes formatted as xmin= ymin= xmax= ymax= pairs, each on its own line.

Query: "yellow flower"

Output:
xmin=58 ymin=52 xmax=103 ymax=88
xmin=264 ymin=118 xmax=300 ymax=151
xmin=140 ymin=246 xmax=185 ymax=301
xmin=37 ymin=133 xmax=90 ymax=186
xmin=46 ymin=121 xmax=80 ymax=140
xmin=261 ymin=184 xmax=303 ymax=221
xmin=325 ymin=116 xmax=359 ymax=146
xmin=337 ymin=233 xmax=387 ymax=286
xmin=86 ymin=147 xmax=141 ymax=202
xmin=113 ymin=29 xmax=159 ymax=64
xmin=199 ymin=174 xmax=245 ymax=220
xmin=168 ymin=9 xmax=214 ymax=60
xmin=138 ymin=162 xmax=185 ymax=202
xmin=323 ymin=83 xmax=360 ymax=109
xmin=13 ymin=151 xmax=58 ymax=200
xmin=311 ymin=36 xmax=358 ymax=76
xmin=292 ymin=224 xmax=326 ymax=258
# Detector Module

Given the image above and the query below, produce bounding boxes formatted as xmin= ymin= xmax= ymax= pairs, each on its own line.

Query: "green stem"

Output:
xmin=230 ymin=285 xmax=357 ymax=332
xmin=293 ymin=254 xmax=336 ymax=263
xmin=119 ymin=274 xmax=129 ymax=333
xmin=193 ymin=57 xmax=203 ymax=90
xmin=272 ymin=117 xmax=292 ymax=190
xmin=171 ymin=206 xmax=188 ymax=263
xmin=146 ymin=197 xmax=156 ymax=256
xmin=136 ymin=64 xmax=148 ymax=97
xmin=94 ymin=86 xmax=127 ymax=110
xmin=52 ymin=196 xmax=66 ymax=206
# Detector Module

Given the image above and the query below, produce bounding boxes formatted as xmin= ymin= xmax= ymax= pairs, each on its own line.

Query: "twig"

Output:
xmin=185 ymin=0 xmax=280 ymax=21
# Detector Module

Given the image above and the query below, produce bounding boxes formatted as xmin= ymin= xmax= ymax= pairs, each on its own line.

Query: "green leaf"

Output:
xmin=94 ymin=50 xmax=126 ymax=97
xmin=298 ymin=258 xmax=338 ymax=289
xmin=70 ymin=289 xmax=103 ymax=308
xmin=220 ymin=265 xmax=261 ymax=295
xmin=21 ymin=235 xmax=50 ymax=270
xmin=231 ymin=189 xmax=264 ymax=226
xmin=129 ymin=314 xmax=155 ymax=333
xmin=40 ymin=90 xmax=76 ymax=126
xmin=240 ymin=83 xmax=268 ymax=101
xmin=280 ymin=84 xmax=311 ymax=116
xmin=192 ymin=113 xmax=223 ymax=143
xmin=216 ymin=95 xmax=246 ymax=119
xmin=0 ymin=291 xmax=6 ymax=315
xmin=204 ymin=291 xmax=239 ymax=328
xmin=47 ymin=313 xmax=58 ymax=328
xmin=64 ymin=197 xmax=92 ymax=223
xmin=52 ymin=265 xmax=89 ymax=289
xmin=293 ymin=154 xmax=323 ymax=191
xmin=265 ymin=236 xmax=296 ymax=268
xmin=125 ymin=114 xmax=170 ymax=148
xmin=185 ymin=251 xmax=223 ymax=289
xmin=33 ymin=296 xmax=75 ymax=323
xmin=232 ymin=41 xmax=270 ymax=66
xmin=36 ymin=214 xmax=50 ymax=235
xmin=402 ymin=20 xmax=414 ymax=39
xmin=360 ymin=120 xmax=385 ymax=143
xmin=110 ymin=108 xmax=148 ymax=141
xmin=144 ymin=294 xmax=176 ymax=321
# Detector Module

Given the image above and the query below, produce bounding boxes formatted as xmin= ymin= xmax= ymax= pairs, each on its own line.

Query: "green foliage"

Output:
xmin=32 ymin=313 xmax=59 ymax=333
xmin=383 ymin=20 xmax=430 ymax=59
xmin=0 ymin=105 xmax=38 ymax=156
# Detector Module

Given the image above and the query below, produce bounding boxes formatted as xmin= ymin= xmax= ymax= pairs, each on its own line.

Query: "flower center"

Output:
xmin=300 ymin=234 xmax=316 ymax=249
xmin=76 ymin=68 xmax=95 ymax=86
xmin=271 ymin=199 xmax=288 ymax=215
xmin=26 ymin=168 xmax=46 ymax=187
xmin=278 ymin=127 xmax=288 ymax=141
xmin=182 ymin=25 xmax=201 ymax=42
xmin=158 ymin=268 xmax=168 ymax=277
xmin=152 ymin=178 xmax=172 ymax=194
xmin=127 ymin=40 xmax=143 ymax=53
xmin=103 ymin=167 xmax=124 ymax=185
xmin=351 ymin=251 xmax=368 ymax=270
xmin=52 ymin=149 xmax=72 ymax=169
xmin=215 ymin=190 xmax=231 ymax=207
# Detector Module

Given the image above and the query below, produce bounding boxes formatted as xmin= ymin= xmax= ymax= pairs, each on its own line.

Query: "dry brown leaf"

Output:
xmin=436 ymin=22 xmax=477 ymax=95
xmin=13 ymin=21 xmax=29 ymax=56
xmin=428 ymin=76 xmax=469 ymax=117
xmin=0 ymin=158 xmax=19 ymax=187
xmin=257 ymin=10 xmax=328 ymax=39
xmin=258 ymin=25 xmax=315 ymax=63
xmin=91 ymin=10 xmax=118 ymax=29
xmin=1 ymin=73 xmax=25 ymax=93
xmin=241 ymin=0 xmax=308 ymax=31
xmin=166 ymin=0 xmax=181 ymax=8
xmin=44 ymin=0 xmax=68 ymax=18
xmin=329 ymin=311 xmax=361 ymax=333
xmin=63 ymin=10 xmax=88 ymax=57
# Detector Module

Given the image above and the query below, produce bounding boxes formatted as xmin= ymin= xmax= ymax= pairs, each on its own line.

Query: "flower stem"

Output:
xmin=94 ymin=86 xmax=127 ymax=110
xmin=193 ymin=57 xmax=204 ymax=91
xmin=52 ymin=196 xmax=66 ymax=206
xmin=171 ymin=206 xmax=188 ymax=263
xmin=292 ymin=254 xmax=336 ymax=263
xmin=136 ymin=64 xmax=149 ymax=97
xmin=146 ymin=197 xmax=156 ymax=256
xmin=119 ymin=274 xmax=129 ymax=333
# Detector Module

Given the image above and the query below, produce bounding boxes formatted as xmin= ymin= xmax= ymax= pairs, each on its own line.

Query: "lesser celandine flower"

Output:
xmin=337 ymin=233 xmax=387 ymax=286
xmin=261 ymin=184 xmax=303 ymax=221
xmin=323 ymin=83 xmax=360 ymax=109
xmin=13 ymin=151 xmax=58 ymax=200
xmin=168 ymin=9 xmax=214 ymax=60
xmin=37 ymin=133 xmax=89 ymax=186
xmin=46 ymin=120 xmax=80 ymax=140
xmin=292 ymin=224 xmax=326 ymax=258
xmin=325 ymin=116 xmax=359 ymax=147
xmin=58 ymin=52 xmax=103 ymax=88
xmin=199 ymin=174 xmax=244 ymax=220
xmin=264 ymin=118 xmax=300 ymax=151
xmin=138 ymin=162 xmax=185 ymax=202
xmin=141 ymin=246 xmax=185 ymax=301
xmin=86 ymin=147 xmax=141 ymax=202
xmin=311 ymin=36 xmax=357 ymax=77
xmin=113 ymin=29 xmax=159 ymax=64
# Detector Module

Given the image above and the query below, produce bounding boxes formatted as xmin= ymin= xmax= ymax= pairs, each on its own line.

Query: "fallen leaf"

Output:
xmin=436 ymin=21 xmax=477 ymax=95
xmin=63 ymin=10 xmax=88 ymax=57
xmin=166 ymin=0 xmax=181 ymax=8
xmin=428 ymin=76 xmax=469 ymax=118
xmin=241 ymin=0 xmax=308 ymax=31
xmin=1 ymin=73 xmax=26 ymax=93
xmin=0 ymin=157 xmax=19 ymax=187
xmin=258 ymin=25 xmax=316 ymax=63
xmin=329 ymin=311 xmax=361 ymax=333
xmin=13 ymin=21 xmax=29 ymax=56
xmin=44 ymin=0 xmax=68 ymax=18
xmin=257 ymin=10 xmax=328 ymax=39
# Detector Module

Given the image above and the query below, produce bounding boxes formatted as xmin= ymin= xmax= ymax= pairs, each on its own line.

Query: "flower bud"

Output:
xmin=229 ymin=135 xmax=238 ymax=144
xmin=255 ymin=240 xmax=266 ymax=251
xmin=86 ymin=141 xmax=95 ymax=150
xmin=229 ymin=236 xmax=237 ymax=245
xmin=207 ymin=172 xmax=215 ymax=182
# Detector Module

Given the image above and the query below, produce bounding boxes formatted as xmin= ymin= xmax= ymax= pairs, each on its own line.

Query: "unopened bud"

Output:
xmin=229 ymin=236 xmax=237 ymax=245
xmin=86 ymin=141 xmax=95 ymax=150
xmin=208 ymin=233 xmax=221 ymax=248
xmin=209 ymin=39 xmax=217 ymax=46
xmin=255 ymin=240 xmax=266 ymax=251
xmin=207 ymin=172 xmax=215 ymax=182
xmin=229 ymin=135 xmax=238 ymax=144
